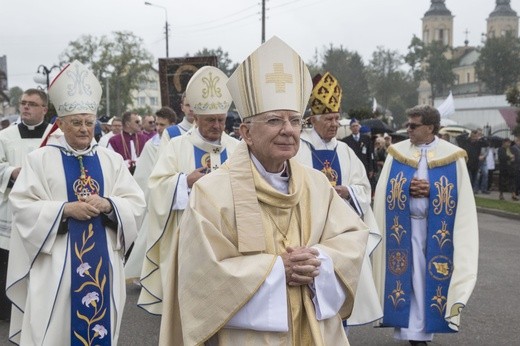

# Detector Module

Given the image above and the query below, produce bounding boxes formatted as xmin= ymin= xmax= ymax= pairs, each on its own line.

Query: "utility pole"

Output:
xmin=261 ymin=0 xmax=266 ymax=43
xmin=145 ymin=2 xmax=170 ymax=57
xmin=105 ymin=77 xmax=110 ymax=117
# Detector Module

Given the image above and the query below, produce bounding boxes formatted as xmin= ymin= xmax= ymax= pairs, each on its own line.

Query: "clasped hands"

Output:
xmin=410 ymin=177 xmax=430 ymax=198
xmin=63 ymin=195 xmax=112 ymax=221
xmin=281 ymin=246 xmax=321 ymax=286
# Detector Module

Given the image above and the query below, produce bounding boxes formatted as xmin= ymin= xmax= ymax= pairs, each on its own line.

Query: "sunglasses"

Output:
xmin=405 ymin=123 xmax=426 ymax=130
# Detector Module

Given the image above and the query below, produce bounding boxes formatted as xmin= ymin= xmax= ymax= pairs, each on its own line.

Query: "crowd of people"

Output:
xmin=0 ymin=36 xmax=502 ymax=345
xmin=333 ymin=120 xmax=520 ymax=204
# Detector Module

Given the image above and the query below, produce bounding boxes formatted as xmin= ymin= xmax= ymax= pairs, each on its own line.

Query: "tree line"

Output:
xmin=6 ymin=30 xmax=520 ymax=131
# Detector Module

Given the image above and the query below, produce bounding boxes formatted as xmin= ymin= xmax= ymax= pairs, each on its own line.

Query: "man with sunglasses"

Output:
xmin=138 ymin=66 xmax=239 ymax=315
xmin=0 ymin=88 xmax=53 ymax=321
xmin=141 ymin=114 xmax=157 ymax=141
xmin=108 ymin=111 xmax=147 ymax=174
xmin=372 ymin=105 xmax=478 ymax=345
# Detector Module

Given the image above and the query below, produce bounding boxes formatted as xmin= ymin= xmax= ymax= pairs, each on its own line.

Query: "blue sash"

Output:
xmin=194 ymin=146 xmax=227 ymax=172
xmin=382 ymin=159 xmax=457 ymax=333
xmin=310 ymin=148 xmax=342 ymax=186
xmin=62 ymin=153 xmax=112 ymax=345
xmin=166 ymin=125 xmax=182 ymax=139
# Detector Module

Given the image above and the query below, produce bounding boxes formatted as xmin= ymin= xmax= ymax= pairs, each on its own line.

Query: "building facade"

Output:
xmin=420 ymin=1 xmax=518 ymax=137
xmin=419 ymin=0 xmax=519 ymax=105
xmin=131 ymin=67 xmax=161 ymax=114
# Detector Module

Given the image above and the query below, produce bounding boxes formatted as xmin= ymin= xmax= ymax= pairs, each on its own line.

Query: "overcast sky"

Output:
xmin=2 ymin=0 xmax=519 ymax=90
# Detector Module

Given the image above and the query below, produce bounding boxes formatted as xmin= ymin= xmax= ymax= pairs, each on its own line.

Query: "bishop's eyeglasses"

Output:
xmin=246 ymin=116 xmax=304 ymax=129
xmin=66 ymin=119 xmax=96 ymax=128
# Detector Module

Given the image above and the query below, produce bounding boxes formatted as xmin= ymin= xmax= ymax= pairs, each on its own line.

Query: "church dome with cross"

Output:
xmin=418 ymin=0 xmax=519 ymax=105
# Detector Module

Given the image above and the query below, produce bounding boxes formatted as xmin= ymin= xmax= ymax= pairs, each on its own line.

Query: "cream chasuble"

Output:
xmin=159 ymin=141 xmax=369 ymax=345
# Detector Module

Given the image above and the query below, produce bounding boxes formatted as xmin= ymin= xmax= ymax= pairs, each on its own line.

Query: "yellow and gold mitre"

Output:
xmin=227 ymin=36 xmax=312 ymax=120
xmin=309 ymin=72 xmax=342 ymax=116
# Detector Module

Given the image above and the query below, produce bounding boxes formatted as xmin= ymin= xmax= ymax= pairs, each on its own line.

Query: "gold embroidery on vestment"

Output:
xmin=390 ymin=215 xmax=406 ymax=245
xmin=388 ymin=280 xmax=406 ymax=309
xmin=265 ymin=63 xmax=293 ymax=93
xmin=432 ymin=176 xmax=456 ymax=215
xmin=433 ymin=220 xmax=452 ymax=249
xmin=387 ymin=171 xmax=407 ymax=210
xmin=430 ymin=285 xmax=447 ymax=316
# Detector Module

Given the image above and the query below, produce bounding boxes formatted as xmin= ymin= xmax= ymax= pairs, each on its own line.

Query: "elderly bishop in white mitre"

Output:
xmin=6 ymin=60 xmax=145 ymax=345
xmin=159 ymin=36 xmax=369 ymax=346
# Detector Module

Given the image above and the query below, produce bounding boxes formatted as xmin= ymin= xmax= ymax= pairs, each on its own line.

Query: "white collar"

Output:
xmin=22 ymin=120 xmax=44 ymax=130
xmin=195 ymin=127 xmax=221 ymax=145
xmin=179 ymin=117 xmax=194 ymax=131
xmin=250 ymin=154 xmax=289 ymax=194
xmin=58 ymin=136 xmax=95 ymax=156
xmin=309 ymin=128 xmax=337 ymax=150
xmin=417 ymin=136 xmax=439 ymax=150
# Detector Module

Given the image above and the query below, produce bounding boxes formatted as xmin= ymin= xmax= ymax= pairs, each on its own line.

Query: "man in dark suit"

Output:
xmin=341 ymin=118 xmax=375 ymax=181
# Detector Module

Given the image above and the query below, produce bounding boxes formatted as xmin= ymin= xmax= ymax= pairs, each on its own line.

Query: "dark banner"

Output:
xmin=159 ymin=56 xmax=218 ymax=118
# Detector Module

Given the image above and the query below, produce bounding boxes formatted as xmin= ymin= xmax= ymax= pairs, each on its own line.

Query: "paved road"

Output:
xmin=2 ymin=211 xmax=518 ymax=345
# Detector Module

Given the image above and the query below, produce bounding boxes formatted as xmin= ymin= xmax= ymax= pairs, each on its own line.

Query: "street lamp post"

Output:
xmin=34 ymin=64 xmax=60 ymax=89
xmin=145 ymin=1 xmax=169 ymax=58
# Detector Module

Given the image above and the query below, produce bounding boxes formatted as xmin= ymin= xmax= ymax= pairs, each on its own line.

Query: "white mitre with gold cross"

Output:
xmin=227 ymin=36 xmax=312 ymax=120
xmin=185 ymin=65 xmax=232 ymax=115
xmin=48 ymin=60 xmax=102 ymax=118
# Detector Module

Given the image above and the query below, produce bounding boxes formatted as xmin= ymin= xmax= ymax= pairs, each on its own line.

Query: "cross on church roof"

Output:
xmin=266 ymin=63 xmax=293 ymax=93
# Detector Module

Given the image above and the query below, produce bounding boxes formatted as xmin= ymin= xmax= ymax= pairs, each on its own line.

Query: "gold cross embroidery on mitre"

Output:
xmin=265 ymin=63 xmax=293 ymax=93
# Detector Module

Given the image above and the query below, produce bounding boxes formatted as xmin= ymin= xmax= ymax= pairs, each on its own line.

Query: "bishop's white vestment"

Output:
xmin=296 ymin=128 xmax=383 ymax=325
xmin=6 ymin=137 xmax=145 ymax=345
xmin=138 ymin=129 xmax=239 ymax=314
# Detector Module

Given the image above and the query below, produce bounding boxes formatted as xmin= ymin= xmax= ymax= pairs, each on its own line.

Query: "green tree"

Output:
xmin=406 ymin=37 xmax=455 ymax=101
xmin=60 ymin=31 xmax=154 ymax=117
xmin=192 ymin=47 xmax=238 ymax=76
xmin=8 ymin=86 xmax=23 ymax=107
xmin=368 ymin=46 xmax=418 ymax=123
xmin=321 ymin=45 xmax=370 ymax=115
xmin=476 ymin=33 xmax=520 ymax=95
xmin=306 ymin=48 xmax=322 ymax=79
xmin=386 ymin=75 xmax=419 ymax=126
xmin=505 ymin=86 xmax=520 ymax=136
xmin=404 ymin=35 xmax=426 ymax=83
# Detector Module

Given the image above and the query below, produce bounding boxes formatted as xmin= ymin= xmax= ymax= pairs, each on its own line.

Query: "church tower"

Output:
xmin=419 ymin=0 xmax=454 ymax=105
xmin=487 ymin=0 xmax=519 ymax=38
xmin=422 ymin=0 xmax=454 ymax=47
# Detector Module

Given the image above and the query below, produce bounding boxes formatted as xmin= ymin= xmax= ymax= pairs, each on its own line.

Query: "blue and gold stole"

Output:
xmin=382 ymin=158 xmax=457 ymax=333
xmin=61 ymin=152 xmax=112 ymax=345
xmin=194 ymin=146 xmax=227 ymax=172
xmin=309 ymin=146 xmax=341 ymax=187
